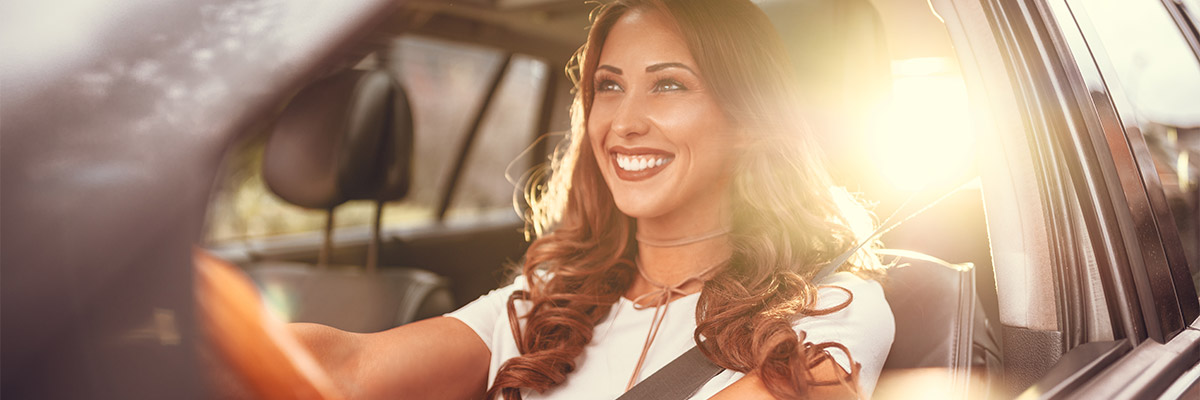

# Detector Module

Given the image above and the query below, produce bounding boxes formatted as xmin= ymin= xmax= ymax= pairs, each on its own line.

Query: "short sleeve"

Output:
xmin=444 ymin=276 xmax=528 ymax=352
xmin=792 ymin=272 xmax=894 ymax=396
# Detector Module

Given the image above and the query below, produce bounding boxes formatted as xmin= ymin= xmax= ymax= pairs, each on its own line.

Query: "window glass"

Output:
xmin=1073 ymin=0 xmax=1200 ymax=292
xmin=1184 ymin=0 xmax=1200 ymax=20
xmin=446 ymin=55 xmax=548 ymax=221
xmin=205 ymin=36 xmax=541 ymax=242
xmin=389 ymin=36 xmax=512 ymax=213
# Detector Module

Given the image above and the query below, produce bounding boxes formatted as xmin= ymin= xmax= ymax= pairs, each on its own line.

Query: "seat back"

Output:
xmin=247 ymin=262 xmax=453 ymax=333
xmin=756 ymin=1 xmax=1001 ymax=397
xmin=250 ymin=67 xmax=454 ymax=332
xmin=876 ymin=258 xmax=1001 ymax=398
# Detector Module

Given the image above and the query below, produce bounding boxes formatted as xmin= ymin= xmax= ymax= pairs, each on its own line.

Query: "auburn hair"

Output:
xmin=488 ymin=0 xmax=883 ymax=399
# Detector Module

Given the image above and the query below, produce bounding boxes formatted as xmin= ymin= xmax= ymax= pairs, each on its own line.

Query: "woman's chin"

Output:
xmin=611 ymin=198 xmax=669 ymax=220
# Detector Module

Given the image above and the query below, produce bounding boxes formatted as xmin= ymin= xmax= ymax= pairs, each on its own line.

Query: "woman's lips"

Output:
xmin=608 ymin=147 xmax=674 ymax=181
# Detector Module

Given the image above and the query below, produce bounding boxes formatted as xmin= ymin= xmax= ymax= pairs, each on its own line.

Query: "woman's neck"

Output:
xmin=627 ymin=216 xmax=733 ymax=300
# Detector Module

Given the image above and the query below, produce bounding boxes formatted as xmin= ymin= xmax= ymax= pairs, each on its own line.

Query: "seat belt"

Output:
xmin=615 ymin=346 xmax=723 ymax=400
xmin=815 ymin=177 xmax=980 ymax=279
xmin=616 ymin=177 xmax=981 ymax=400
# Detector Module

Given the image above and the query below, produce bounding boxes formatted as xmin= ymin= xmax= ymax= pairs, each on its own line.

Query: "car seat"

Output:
xmin=875 ymin=254 xmax=1002 ymax=398
xmin=756 ymin=0 xmax=1002 ymax=398
xmin=246 ymin=67 xmax=455 ymax=333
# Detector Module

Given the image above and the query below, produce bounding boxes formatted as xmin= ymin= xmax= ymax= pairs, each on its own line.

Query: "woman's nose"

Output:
xmin=608 ymin=93 xmax=650 ymax=138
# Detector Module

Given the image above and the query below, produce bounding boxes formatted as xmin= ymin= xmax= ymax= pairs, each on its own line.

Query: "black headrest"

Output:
xmin=262 ymin=68 xmax=414 ymax=209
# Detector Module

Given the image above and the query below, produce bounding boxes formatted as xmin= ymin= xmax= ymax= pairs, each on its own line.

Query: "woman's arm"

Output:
xmin=709 ymin=358 xmax=857 ymax=400
xmin=291 ymin=316 xmax=490 ymax=400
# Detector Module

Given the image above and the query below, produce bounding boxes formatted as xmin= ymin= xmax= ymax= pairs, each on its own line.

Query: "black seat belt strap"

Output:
xmin=616 ymin=346 xmax=724 ymax=400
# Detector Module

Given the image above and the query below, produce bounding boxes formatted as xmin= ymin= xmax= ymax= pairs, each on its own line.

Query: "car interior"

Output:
xmin=3 ymin=0 xmax=1198 ymax=399
xmin=201 ymin=0 xmax=1005 ymax=397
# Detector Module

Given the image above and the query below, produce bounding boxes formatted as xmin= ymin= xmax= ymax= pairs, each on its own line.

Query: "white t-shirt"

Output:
xmin=446 ymin=271 xmax=894 ymax=399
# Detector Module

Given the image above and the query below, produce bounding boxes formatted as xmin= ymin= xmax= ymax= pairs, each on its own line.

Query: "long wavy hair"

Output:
xmin=488 ymin=1 xmax=883 ymax=399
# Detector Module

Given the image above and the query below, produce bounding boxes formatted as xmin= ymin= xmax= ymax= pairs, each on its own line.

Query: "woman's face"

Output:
xmin=588 ymin=9 xmax=740 ymax=225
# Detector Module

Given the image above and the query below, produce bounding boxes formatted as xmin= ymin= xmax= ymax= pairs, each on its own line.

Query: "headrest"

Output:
xmin=757 ymin=0 xmax=892 ymax=186
xmin=758 ymin=0 xmax=891 ymax=114
xmin=263 ymin=69 xmax=414 ymax=209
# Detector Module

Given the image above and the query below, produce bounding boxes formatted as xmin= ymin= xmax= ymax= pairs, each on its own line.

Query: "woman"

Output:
xmin=292 ymin=0 xmax=893 ymax=398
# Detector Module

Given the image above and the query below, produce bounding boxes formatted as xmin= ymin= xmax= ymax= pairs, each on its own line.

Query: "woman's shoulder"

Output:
xmin=795 ymin=271 xmax=895 ymax=394
xmin=801 ymin=271 xmax=893 ymax=331
xmin=442 ymin=275 xmax=530 ymax=349
xmin=811 ymin=271 xmax=887 ymax=310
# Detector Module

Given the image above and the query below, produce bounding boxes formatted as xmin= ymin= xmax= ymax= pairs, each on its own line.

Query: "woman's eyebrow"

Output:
xmin=598 ymin=65 xmax=623 ymax=74
xmin=646 ymin=62 xmax=695 ymax=75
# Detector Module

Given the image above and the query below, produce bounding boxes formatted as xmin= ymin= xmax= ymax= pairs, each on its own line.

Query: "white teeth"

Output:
xmin=613 ymin=154 xmax=672 ymax=172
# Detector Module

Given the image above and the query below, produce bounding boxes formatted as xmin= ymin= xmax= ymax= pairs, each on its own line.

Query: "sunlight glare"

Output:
xmin=869 ymin=62 xmax=975 ymax=192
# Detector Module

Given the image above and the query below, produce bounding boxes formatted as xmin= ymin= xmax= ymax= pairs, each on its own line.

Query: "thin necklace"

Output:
xmin=635 ymin=226 xmax=732 ymax=248
xmin=624 ymin=258 xmax=725 ymax=391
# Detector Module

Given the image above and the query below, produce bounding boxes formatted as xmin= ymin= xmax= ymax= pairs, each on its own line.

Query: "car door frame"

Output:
xmin=933 ymin=0 xmax=1200 ymax=396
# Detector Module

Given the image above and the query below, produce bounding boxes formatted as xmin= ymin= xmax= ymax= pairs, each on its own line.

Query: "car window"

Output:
xmin=1072 ymin=0 xmax=1200 ymax=296
xmin=204 ymin=35 xmax=544 ymax=243
xmin=441 ymin=55 xmax=548 ymax=221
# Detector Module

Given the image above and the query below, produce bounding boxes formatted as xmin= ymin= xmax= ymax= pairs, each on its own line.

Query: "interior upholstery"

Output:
xmin=247 ymin=262 xmax=454 ymax=332
xmin=263 ymin=69 xmax=414 ymax=209
xmin=250 ymin=67 xmax=454 ymax=332
xmin=754 ymin=2 xmax=1008 ymax=397
xmin=878 ymin=258 xmax=1002 ymax=398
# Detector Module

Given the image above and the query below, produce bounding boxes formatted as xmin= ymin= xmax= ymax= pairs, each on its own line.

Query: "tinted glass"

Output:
xmin=1073 ymin=0 xmax=1200 ymax=294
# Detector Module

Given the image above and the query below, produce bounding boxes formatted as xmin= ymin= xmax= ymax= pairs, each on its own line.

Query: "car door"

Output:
xmin=932 ymin=0 xmax=1200 ymax=397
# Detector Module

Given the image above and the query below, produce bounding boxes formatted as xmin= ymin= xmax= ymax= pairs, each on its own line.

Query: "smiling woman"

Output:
xmin=289 ymin=1 xmax=894 ymax=399
xmin=467 ymin=1 xmax=893 ymax=398
xmin=587 ymin=9 xmax=740 ymax=230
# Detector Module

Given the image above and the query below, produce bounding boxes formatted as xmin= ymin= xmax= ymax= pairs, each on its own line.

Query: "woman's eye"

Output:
xmin=654 ymin=79 xmax=687 ymax=92
xmin=596 ymin=79 xmax=623 ymax=92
